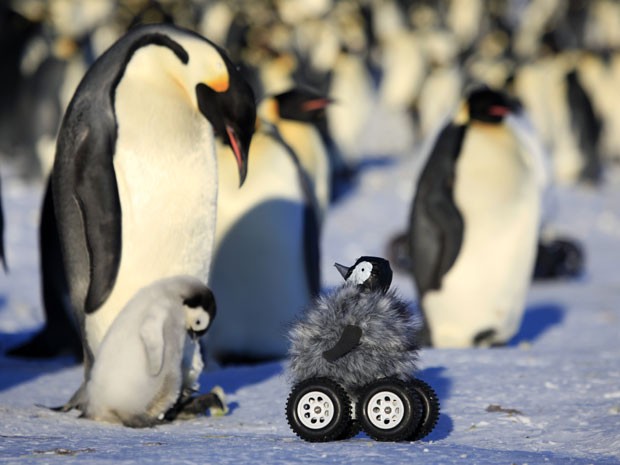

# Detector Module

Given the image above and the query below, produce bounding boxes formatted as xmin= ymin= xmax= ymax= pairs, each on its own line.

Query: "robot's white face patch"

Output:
xmin=349 ymin=261 xmax=373 ymax=285
xmin=185 ymin=306 xmax=210 ymax=332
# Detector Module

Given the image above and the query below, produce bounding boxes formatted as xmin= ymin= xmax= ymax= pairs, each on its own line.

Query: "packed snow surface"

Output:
xmin=1 ymin=149 xmax=619 ymax=464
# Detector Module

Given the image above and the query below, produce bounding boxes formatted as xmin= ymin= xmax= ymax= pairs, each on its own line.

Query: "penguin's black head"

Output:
xmin=334 ymin=256 xmax=393 ymax=293
xmin=196 ymin=51 xmax=256 ymax=187
xmin=184 ymin=287 xmax=217 ymax=340
xmin=274 ymin=87 xmax=332 ymax=125
xmin=467 ymin=87 xmax=519 ymax=124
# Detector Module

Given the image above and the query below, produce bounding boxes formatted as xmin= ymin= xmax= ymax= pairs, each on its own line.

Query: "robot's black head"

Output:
xmin=334 ymin=256 xmax=393 ymax=293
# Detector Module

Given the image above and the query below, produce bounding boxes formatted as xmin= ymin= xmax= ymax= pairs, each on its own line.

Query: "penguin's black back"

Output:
xmin=566 ymin=69 xmax=602 ymax=183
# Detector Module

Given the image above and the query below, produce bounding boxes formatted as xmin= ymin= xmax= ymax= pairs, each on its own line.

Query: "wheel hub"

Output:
xmin=366 ymin=391 xmax=405 ymax=429
xmin=297 ymin=391 xmax=335 ymax=430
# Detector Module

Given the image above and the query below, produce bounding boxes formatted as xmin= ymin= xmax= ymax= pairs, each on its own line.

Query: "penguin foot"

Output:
xmin=165 ymin=387 xmax=227 ymax=420
xmin=44 ymin=383 xmax=88 ymax=412
xmin=533 ymin=237 xmax=585 ymax=280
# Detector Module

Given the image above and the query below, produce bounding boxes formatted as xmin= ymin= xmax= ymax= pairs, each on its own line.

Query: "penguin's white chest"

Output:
xmin=425 ymin=123 xmax=542 ymax=347
xmin=86 ymin=77 xmax=218 ymax=353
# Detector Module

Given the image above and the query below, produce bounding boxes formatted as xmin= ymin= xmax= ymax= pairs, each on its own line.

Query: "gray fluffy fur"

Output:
xmin=288 ymin=283 xmax=421 ymax=392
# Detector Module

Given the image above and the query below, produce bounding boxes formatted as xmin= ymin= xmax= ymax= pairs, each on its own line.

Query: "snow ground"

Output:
xmin=1 ymin=146 xmax=620 ymax=464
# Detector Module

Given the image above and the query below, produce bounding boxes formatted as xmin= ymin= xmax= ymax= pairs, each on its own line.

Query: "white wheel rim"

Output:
xmin=296 ymin=390 xmax=335 ymax=430
xmin=366 ymin=390 xmax=405 ymax=430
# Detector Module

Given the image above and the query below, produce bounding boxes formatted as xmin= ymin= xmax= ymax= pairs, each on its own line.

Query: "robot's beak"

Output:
xmin=334 ymin=263 xmax=351 ymax=280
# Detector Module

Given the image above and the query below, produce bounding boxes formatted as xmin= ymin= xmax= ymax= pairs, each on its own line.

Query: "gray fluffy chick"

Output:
xmin=288 ymin=257 xmax=421 ymax=393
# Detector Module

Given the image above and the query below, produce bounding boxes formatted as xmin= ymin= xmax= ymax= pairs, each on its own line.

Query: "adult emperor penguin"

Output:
xmin=51 ymin=23 xmax=255 ymax=409
xmin=208 ymin=109 xmax=320 ymax=364
xmin=408 ymin=87 xmax=548 ymax=348
xmin=83 ymin=275 xmax=219 ymax=427
xmin=260 ymin=87 xmax=332 ymax=223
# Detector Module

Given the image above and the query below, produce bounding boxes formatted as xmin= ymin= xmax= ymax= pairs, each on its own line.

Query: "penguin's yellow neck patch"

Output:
xmin=454 ymin=102 xmax=470 ymax=125
xmin=257 ymin=98 xmax=279 ymax=123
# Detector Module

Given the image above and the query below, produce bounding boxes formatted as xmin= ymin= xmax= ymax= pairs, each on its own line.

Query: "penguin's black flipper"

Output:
xmin=322 ymin=324 xmax=362 ymax=362
xmin=69 ymin=126 xmax=122 ymax=315
xmin=0 ymin=176 xmax=7 ymax=272
xmin=409 ymin=123 xmax=466 ymax=297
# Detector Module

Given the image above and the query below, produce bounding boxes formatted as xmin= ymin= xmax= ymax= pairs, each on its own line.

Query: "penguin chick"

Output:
xmin=83 ymin=276 xmax=216 ymax=428
xmin=288 ymin=257 xmax=420 ymax=393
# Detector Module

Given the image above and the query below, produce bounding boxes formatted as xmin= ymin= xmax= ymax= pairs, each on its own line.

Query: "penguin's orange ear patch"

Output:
xmin=206 ymin=74 xmax=229 ymax=93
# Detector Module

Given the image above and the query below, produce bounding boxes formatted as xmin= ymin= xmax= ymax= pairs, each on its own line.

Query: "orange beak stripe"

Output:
xmin=302 ymin=98 xmax=331 ymax=112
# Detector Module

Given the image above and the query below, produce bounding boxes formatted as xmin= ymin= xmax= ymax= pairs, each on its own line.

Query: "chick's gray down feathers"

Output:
xmin=288 ymin=283 xmax=420 ymax=392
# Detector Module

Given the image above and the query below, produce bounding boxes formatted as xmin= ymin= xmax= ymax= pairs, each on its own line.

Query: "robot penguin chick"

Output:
xmin=288 ymin=256 xmax=419 ymax=390
xmin=286 ymin=256 xmax=439 ymax=442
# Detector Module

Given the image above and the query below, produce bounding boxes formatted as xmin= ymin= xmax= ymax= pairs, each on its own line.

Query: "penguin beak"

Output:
xmin=224 ymin=123 xmax=250 ymax=187
xmin=302 ymin=97 xmax=332 ymax=112
xmin=488 ymin=105 xmax=510 ymax=117
xmin=334 ymin=262 xmax=351 ymax=280
xmin=189 ymin=327 xmax=209 ymax=341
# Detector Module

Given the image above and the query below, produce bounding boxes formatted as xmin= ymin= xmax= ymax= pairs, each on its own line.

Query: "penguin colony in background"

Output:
xmin=84 ymin=276 xmax=220 ymax=427
xmin=1 ymin=0 xmax=617 ymax=368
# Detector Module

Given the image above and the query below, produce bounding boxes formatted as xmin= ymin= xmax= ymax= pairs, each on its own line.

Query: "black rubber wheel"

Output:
xmin=408 ymin=378 xmax=440 ymax=440
xmin=286 ymin=378 xmax=352 ymax=442
xmin=338 ymin=420 xmax=362 ymax=440
xmin=357 ymin=377 xmax=422 ymax=442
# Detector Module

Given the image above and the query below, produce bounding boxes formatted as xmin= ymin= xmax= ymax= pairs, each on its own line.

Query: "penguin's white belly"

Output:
xmin=86 ymin=81 xmax=218 ymax=353
xmin=425 ymin=125 xmax=542 ymax=347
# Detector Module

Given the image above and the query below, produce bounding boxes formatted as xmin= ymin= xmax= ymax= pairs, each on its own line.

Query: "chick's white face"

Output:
xmin=185 ymin=305 xmax=211 ymax=333
xmin=348 ymin=261 xmax=373 ymax=286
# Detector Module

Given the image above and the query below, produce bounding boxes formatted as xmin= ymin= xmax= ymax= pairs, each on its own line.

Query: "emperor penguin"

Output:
xmin=50 ymin=23 xmax=255 ymax=410
xmin=83 ymin=275 xmax=218 ymax=428
xmin=208 ymin=111 xmax=320 ymax=364
xmin=408 ymin=87 xmax=548 ymax=348
xmin=260 ymin=87 xmax=332 ymax=223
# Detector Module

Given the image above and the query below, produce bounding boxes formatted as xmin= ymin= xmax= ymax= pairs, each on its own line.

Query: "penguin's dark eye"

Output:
xmin=196 ymin=319 xmax=201 ymax=326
